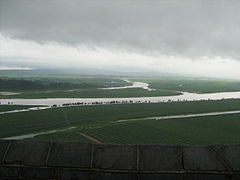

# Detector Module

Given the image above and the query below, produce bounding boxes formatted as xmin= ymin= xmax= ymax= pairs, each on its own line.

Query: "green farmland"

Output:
xmin=0 ymin=105 xmax=37 ymax=112
xmin=1 ymin=76 xmax=240 ymax=99
xmin=1 ymin=99 xmax=240 ymax=145
xmin=83 ymin=113 xmax=240 ymax=145
xmin=128 ymin=77 xmax=240 ymax=93
xmin=0 ymin=88 xmax=180 ymax=99
xmin=1 ymin=75 xmax=240 ymax=145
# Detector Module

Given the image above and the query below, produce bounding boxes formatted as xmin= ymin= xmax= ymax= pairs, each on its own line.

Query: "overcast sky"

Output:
xmin=0 ymin=0 xmax=240 ymax=79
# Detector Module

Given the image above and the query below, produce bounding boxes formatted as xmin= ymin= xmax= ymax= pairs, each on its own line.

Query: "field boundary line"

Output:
xmin=115 ymin=110 xmax=240 ymax=123
xmin=79 ymin=132 xmax=103 ymax=144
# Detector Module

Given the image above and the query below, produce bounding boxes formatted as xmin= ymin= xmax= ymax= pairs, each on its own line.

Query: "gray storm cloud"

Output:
xmin=1 ymin=0 xmax=240 ymax=60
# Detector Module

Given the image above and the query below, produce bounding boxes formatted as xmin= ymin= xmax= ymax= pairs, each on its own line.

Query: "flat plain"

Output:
xmin=1 ymin=75 xmax=240 ymax=145
xmin=1 ymin=99 xmax=240 ymax=145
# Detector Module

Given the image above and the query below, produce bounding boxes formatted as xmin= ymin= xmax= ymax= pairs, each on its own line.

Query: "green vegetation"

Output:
xmin=0 ymin=77 xmax=180 ymax=98
xmin=83 ymin=114 xmax=240 ymax=145
xmin=2 ymin=88 xmax=179 ymax=99
xmin=128 ymin=77 xmax=240 ymax=93
xmin=0 ymin=77 xmax=129 ymax=91
xmin=1 ymin=99 xmax=240 ymax=145
xmin=1 ymin=75 xmax=240 ymax=144
xmin=0 ymin=105 xmax=37 ymax=112
xmin=33 ymin=131 xmax=93 ymax=143
xmin=1 ymin=76 xmax=240 ymax=99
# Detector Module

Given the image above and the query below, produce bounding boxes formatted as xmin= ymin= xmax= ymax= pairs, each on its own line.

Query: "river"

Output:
xmin=0 ymin=91 xmax=240 ymax=106
xmin=1 ymin=80 xmax=240 ymax=106
xmin=99 ymin=80 xmax=156 ymax=91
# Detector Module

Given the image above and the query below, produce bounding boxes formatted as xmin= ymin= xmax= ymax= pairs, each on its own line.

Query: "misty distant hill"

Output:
xmin=0 ymin=79 xmax=97 ymax=91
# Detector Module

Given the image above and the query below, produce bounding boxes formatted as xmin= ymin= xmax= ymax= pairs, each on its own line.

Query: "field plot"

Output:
xmin=1 ymin=99 xmax=240 ymax=145
xmin=0 ymin=105 xmax=38 ymax=112
xmin=33 ymin=131 xmax=93 ymax=143
xmin=83 ymin=114 xmax=240 ymax=145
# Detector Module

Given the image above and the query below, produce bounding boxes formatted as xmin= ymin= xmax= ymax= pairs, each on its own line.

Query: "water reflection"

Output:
xmin=1 ymin=91 xmax=240 ymax=107
xmin=99 ymin=80 xmax=156 ymax=91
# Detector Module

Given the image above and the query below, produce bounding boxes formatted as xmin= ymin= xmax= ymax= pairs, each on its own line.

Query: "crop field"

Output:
xmin=33 ymin=131 xmax=93 ymax=143
xmin=0 ymin=105 xmax=37 ymax=112
xmin=1 ymin=99 xmax=240 ymax=145
xmin=1 ymin=75 xmax=240 ymax=144
xmin=83 ymin=113 xmax=240 ymax=145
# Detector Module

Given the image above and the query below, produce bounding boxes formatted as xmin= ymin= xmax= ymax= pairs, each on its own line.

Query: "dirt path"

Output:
xmin=116 ymin=110 xmax=240 ymax=123
xmin=3 ymin=127 xmax=77 ymax=140
xmin=79 ymin=132 xmax=103 ymax=144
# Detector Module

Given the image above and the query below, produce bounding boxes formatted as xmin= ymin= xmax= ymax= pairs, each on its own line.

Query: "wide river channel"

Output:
xmin=1 ymin=91 xmax=240 ymax=106
xmin=1 ymin=81 xmax=240 ymax=106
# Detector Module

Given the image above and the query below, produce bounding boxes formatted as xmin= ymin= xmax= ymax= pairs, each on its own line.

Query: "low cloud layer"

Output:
xmin=0 ymin=0 xmax=240 ymax=78
xmin=1 ymin=34 xmax=240 ymax=78
xmin=0 ymin=65 xmax=34 ymax=71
